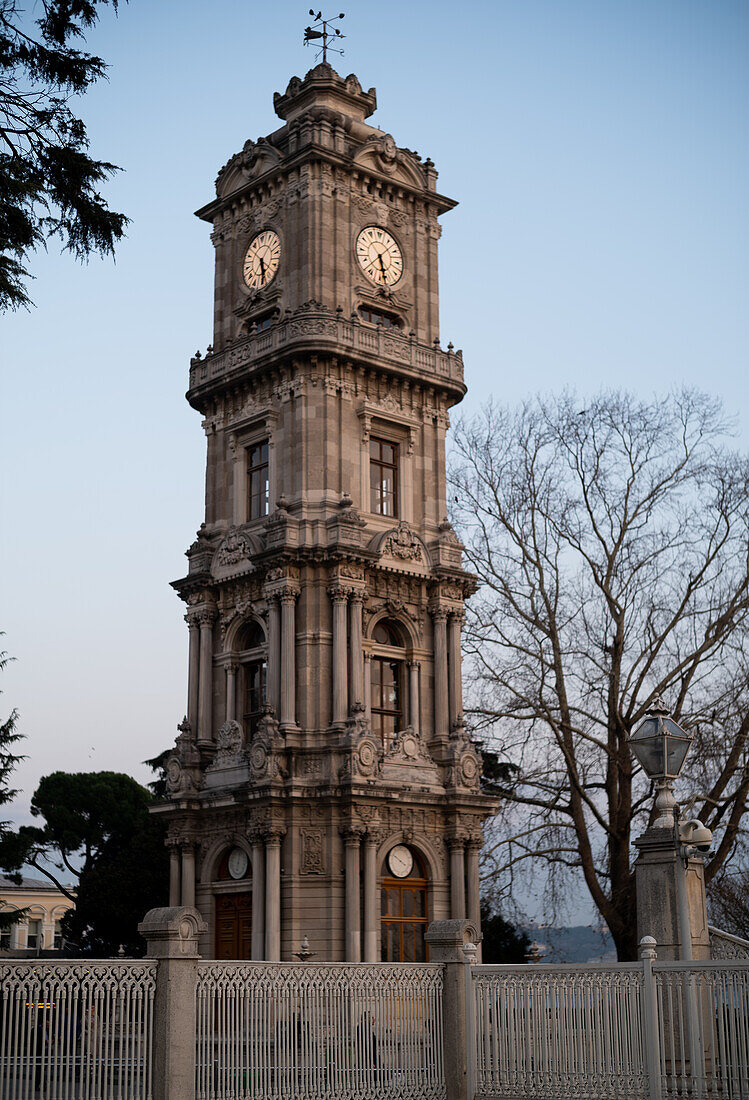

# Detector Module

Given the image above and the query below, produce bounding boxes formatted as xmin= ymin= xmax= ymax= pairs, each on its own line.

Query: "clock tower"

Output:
xmin=157 ymin=62 xmax=498 ymax=962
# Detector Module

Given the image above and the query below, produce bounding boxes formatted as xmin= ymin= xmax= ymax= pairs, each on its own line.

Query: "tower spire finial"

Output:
xmin=303 ymin=10 xmax=346 ymax=64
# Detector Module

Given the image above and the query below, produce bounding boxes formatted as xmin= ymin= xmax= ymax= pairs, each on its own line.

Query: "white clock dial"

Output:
xmin=227 ymin=847 xmax=249 ymax=880
xmin=387 ymin=844 xmax=414 ymax=878
xmin=356 ymin=225 xmax=403 ymax=287
xmin=243 ymin=230 xmax=281 ymax=289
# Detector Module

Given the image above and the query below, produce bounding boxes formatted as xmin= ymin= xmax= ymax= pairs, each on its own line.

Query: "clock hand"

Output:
xmin=259 ymin=256 xmax=266 ymax=281
xmin=377 ymin=252 xmax=387 ymax=283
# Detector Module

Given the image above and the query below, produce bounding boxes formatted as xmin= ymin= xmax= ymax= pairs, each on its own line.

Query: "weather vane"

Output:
xmin=303 ymin=10 xmax=346 ymax=63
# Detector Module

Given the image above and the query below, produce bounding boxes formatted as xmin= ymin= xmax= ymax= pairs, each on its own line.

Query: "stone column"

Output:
xmin=168 ymin=844 xmax=181 ymax=907
xmin=432 ymin=609 xmax=449 ymax=739
xmin=267 ymin=595 xmax=281 ymax=716
xmin=186 ymin=612 xmax=200 ymax=737
xmin=330 ymin=586 xmax=349 ymax=726
xmin=408 ymin=659 xmax=420 ymax=735
xmin=634 ymin=826 xmax=711 ymax=960
xmin=264 ymin=830 xmax=284 ymax=960
xmin=342 ymin=829 xmax=362 ymax=962
xmin=363 ymin=652 xmax=372 ymax=725
xmin=363 ymin=836 xmax=378 ymax=962
xmin=447 ymin=612 xmax=464 ymax=731
xmin=280 ymin=590 xmax=298 ymax=730
xmin=349 ymin=593 xmax=364 ymax=709
xmin=225 ymin=661 xmax=238 ymax=723
xmin=251 ymin=839 xmax=265 ymax=960
xmin=138 ymin=906 xmax=206 ymax=1100
xmin=425 ymin=919 xmax=480 ymax=1100
xmin=466 ymin=842 xmax=482 ymax=961
xmin=449 ymin=840 xmax=466 ymax=920
xmin=180 ymin=844 xmax=196 ymax=909
xmin=197 ymin=608 xmax=216 ymax=745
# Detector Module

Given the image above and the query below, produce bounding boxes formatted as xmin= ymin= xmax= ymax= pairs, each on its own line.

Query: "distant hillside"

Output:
xmin=523 ymin=924 xmax=616 ymax=963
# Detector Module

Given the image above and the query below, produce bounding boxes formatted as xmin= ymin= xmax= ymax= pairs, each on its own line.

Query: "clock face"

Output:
xmin=243 ymin=230 xmax=281 ymax=289
xmin=356 ymin=226 xmax=403 ymax=287
xmin=227 ymin=847 xmax=249 ymax=880
xmin=387 ymin=844 xmax=414 ymax=878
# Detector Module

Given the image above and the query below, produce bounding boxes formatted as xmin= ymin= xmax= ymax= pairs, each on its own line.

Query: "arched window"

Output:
xmin=236 ymin=621 xmax=266 ymax=738
xmin=371 ymin=620 xmax=405 ymax=747
xmin=381 ymin=846 xmax=429 ymax=962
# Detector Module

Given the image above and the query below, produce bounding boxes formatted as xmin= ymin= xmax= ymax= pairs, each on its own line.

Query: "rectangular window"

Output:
xmin=54 ymin=920 xmax=63 ymax=950
xmin=371 ymin=656 xmax=402 ymax=746
xmin=247 ymin=441 xmax=269 ymax=519
xmin=243 ymin=659 xmax=267 ymax=738
xmin=26 ymin=919 xmax=41 ymax=950
xmin=370 ymin=438 xmax=399 ymax=517
xmin=0 ymin=924 xmax=13 ymax=950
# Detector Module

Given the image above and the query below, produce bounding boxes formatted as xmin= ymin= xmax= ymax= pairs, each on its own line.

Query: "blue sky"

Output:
xmin=2 ymin=0 xmax=747 ymax=922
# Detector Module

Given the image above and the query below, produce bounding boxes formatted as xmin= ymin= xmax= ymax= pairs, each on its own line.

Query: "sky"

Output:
xmin=2 ymin=0 xmax=747 ymax=923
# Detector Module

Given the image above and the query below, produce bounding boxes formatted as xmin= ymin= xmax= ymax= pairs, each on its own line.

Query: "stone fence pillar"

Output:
xmin=138 ymin=906 xmax=206 ymax=1100
xmin=425 ymin=918 xmax=480 ymax=1100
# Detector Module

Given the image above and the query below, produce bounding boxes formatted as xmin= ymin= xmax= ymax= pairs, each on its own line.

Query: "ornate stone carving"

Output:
xmin=248 ymin=705 xmax=287 ymax=782
xmin=214 ymin=719 xmax=245 ymax=767
xmin=381 ymin=521 xmax=423 ymax=562
xmin=300 ymin=829 xmax=325 ymax=875
xmin=216 ymin=527 xmax=254 ymax=568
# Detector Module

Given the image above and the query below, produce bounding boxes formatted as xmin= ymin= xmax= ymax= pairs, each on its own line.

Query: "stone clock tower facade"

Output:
xmin=156 ymin=63 xmax=497 ymax=962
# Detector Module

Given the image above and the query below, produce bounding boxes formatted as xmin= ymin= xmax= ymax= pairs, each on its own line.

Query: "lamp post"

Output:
xmin=629 ymin=696 xmax=711 ymax=961
xmin=628 ymin=695 xmax=693 ymax=828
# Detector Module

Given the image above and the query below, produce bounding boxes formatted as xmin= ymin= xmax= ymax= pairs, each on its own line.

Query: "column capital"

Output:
xmin=185 ymin=611 xmax=202 ymax=629
xmin=348 ymin=590 xmax=365 ymax=606
xmin=197 ymin=606 xmax=217 ymax=627
xmin=407 ymin=657 xmax=421 ymax=669
xmin=225 ymin=660 xmax=239 ymax=675
xmin=430 ymin=605 xmax=449 ymax=622
xmin=263 ymin=826 xmax=287 ymax=846
xmin=448 ymin=608 xmax=466 ymax=625
xmin=447 ymin=835 xmax=467 ymax=851
xmin=340 ymin=825 xmax=366 ymax=844
xmin=279 ymin=586 xmax=300 ymax=604
xmin=328 ymin=583 xmax=352 ymax=602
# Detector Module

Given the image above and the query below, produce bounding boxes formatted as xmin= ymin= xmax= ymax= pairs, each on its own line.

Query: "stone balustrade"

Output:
xmin=188 ymin=306 xmax=465 ymax=398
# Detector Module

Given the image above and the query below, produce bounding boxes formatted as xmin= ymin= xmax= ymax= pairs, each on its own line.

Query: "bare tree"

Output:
xmin=450 ymin=390 xmax=749 ymax=960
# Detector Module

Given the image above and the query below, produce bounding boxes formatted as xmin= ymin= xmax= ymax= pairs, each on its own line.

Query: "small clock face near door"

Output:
xmin=387 ymin=844 xmax=414 ymax=878
xmin=243 ymin=230 xmax=281 ymax=289
xmin=356 ymin=226 xmax=403 ymax=286
xmin=227 ymin=847 xmax=249 ymax=880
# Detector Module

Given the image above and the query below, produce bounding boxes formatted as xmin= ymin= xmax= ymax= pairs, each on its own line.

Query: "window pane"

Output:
xmin=402 ymin=924 xmax=416 ymax=963
xmin=414 ymin=925 xmax=426 ymax=962
xmin=27 ymin=920 xmax=40 ymax=948
xmin=381 ymin=443 xmax=395 ymax=465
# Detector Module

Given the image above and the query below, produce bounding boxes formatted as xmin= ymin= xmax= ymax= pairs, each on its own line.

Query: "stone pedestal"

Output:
xmin=138 ymin=906 xmax=207 ymax=1100
xmin=634 ymin=826 xmax=710 ymax=961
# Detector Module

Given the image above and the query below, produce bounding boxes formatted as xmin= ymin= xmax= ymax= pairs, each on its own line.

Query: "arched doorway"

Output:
xmin=380 ymin=845 xmax=429 ymax=961
xmin=213 ymin=847 xmax=253 ymax=959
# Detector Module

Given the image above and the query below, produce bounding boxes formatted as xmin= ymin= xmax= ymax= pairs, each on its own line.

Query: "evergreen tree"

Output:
xmin=0 ymin=0 xmax=129 ymax=310
xmin=0 ymin=642 xmax=26 ymax=931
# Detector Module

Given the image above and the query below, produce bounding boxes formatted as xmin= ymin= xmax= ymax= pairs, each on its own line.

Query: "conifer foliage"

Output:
xmin=0 ymin=0 xmax=129 ymax=310
xmin=0 ymin=643 xmax=25 ymax=930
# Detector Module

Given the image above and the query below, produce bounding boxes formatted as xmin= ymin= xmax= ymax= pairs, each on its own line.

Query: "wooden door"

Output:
xmin=214 ymin=893 xmax=253 ymax=959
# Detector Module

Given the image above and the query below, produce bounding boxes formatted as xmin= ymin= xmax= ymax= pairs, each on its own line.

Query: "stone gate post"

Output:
xmin=138 ymin=906 xmax=206 ymax=1100
xmin=426 ymin=918 xmax=480 ymax=1100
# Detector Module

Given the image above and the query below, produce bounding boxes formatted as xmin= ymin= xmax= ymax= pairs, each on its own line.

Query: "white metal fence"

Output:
xmin=195 ymin=962 xmax=445 ymax=1100
xmin=0 ymin=959 xmax=156 ymax=1099
xmin=470 ymin=958 xmax=749 ymax=1100
xmin=472 ymin=963 xmax=648 ymax=1099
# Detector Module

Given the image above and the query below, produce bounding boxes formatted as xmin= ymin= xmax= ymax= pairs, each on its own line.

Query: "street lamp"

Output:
xmin=628 ymin=696 xmax=693 ymax=828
